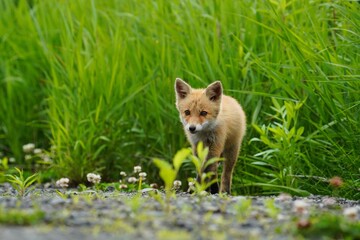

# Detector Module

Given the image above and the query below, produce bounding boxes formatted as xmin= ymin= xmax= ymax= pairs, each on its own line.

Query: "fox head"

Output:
xmin=175 ymin=78 xmax=222 ymax=134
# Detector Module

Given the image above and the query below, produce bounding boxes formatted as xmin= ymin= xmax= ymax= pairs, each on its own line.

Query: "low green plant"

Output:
xmin=6 ymin=167 xmax=39 ymax=197
xmin=247 ymin=98 xmax=311 ymax=196
xmin=297 ymin=213 xmax=360 ymax=239
xmin=264 ymin=198 xmax=280 ymax=219
xmin=0 ymin=207 xmax=45 ymax=225
xmin=0 ymin=157 xmax=9 ymax=182
xmin=153 ymin=148 xmax=191 ymax=210
xmin=235 ymin=197 xmax=252 ymax=222
xmin=188 ymin=142 xmax=223 ymax=195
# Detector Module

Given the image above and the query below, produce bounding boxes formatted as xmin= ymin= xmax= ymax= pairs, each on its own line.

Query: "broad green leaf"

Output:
xmin=190 ymin=156 xmax=201 ymax=174
xmin=153 ymin=158 xmax=176 ymax=191
xmin=173 ymin=148 xmax=191 ymax=171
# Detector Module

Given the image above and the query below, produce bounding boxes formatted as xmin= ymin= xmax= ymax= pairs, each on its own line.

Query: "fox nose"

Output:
xmin=189 ymin=125 xmax=196 ymax=133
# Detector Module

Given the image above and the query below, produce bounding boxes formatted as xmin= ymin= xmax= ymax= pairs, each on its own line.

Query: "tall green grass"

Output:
xmin=0 ymin=0 xmax=359 ymax=197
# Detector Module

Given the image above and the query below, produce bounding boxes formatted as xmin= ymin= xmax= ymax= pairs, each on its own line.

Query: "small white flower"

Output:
xmin=134 ymin=166 xmax=142 ymax=173
xmin=139 ymin=172 xmax=147 ymax=178
xmin=23 ymin=143 xmax=35 ymax=153
xmin=34 ymin=148 xmax=42 ymax=154
xmin=119 ymin=180 xmax=122 ymax=183
xmin=293 ymin=200 xmax=309 ymax=215
xmin=343 ymin=207 xmax=358 ymax=221
xmin=9 ymin=157 xmax=16 ymax=163
xmin=173 ymin=180 xmax=182 ymax=189
xmin=120 ymin=171 xmax=127 ymax=177
xmin=87 ymin=173 xmax=101 ymax=184
xmin=25 ymin=155 xmax=32 ymax=161
xmin=120 ymin=184 xmax=128 ymax=189
xmin=128 ymin=177 xmax=137 ymax=183
xmin=56 ymin=178 xmax=70 ymax=188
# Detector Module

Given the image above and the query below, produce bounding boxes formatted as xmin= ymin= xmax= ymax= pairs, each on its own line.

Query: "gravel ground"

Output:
xmin=0 ymin=184 xmax=359 ymax=240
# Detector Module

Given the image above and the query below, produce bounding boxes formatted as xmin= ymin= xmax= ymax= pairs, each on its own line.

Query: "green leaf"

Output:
xmin=197 ymin=142 xmax=209 ymax=162
xmin=153 ymin=158 xmax=176 ymax=191
xmin=204 ymin=157 xmax=223 ymax=168
xmin=173 ymin=148 xmax=191 ymax=171
xmin=190 ymin=156 xmax=201 ymax=174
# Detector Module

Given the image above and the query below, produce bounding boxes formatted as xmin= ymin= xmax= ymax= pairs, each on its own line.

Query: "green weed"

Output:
xmin=0 ymin=207 xmax=45 ymax=225
xmin=297 ymin=213 xmax=360 ymax=239
xmin=153 ymin=147 xmax=191 ymax=210
xmin=188 ymin=142 xmax=223 ymax=195
xmin=6 ymin=167 xmax=39 ymax=197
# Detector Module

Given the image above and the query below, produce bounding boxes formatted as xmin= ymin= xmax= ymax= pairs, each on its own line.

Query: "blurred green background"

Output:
xmin=0 ymin=0 xmax=359 ymax=198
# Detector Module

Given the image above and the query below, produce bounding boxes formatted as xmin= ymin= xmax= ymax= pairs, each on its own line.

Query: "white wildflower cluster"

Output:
xmin=22 ymin=143 xmax=35 ymax=154
xmin=139 ymin=172 xmax=147 ymax=180
xmin=343 ymin=207 xmax=359 ymax=221
xmin=293 ymin=200 xmax=309 ymax=215
xmin=87 ymin=173 xmax=101 ymax=184
xmin=118 ymin=166 xmax=150 ymax=191
xmin=22 ymin=143 xmax=53 ymax=162
xmin=134 ymin=165 xmax=142 ymax=173
xmin=34 ymin=148 xmax=42 ymax=154
xmin=56 ymin=178 xmax=70 ymax=188
xmin=128 ymin=177 xmax=137 ymax=183
xmin=173 ymin=180 xmax=182 ymax=191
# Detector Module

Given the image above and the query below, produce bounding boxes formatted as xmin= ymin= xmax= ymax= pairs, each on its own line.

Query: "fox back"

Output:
xmin=175 ymin=78 xmax=246 ymax=194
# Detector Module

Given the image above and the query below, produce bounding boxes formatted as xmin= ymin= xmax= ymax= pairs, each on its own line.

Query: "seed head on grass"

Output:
xmin=120 ymin=171 xmax=127 ymax=177
xmin=56 ymin=178 xmax=70 ymax=188
xmin=86 ymin=173 xmax=101 ymax=184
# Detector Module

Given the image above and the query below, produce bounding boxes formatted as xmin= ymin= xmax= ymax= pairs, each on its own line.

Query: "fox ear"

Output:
xmin=175 ymin=78 xmax=191 ymax=99
xmin=205 ymin=81 xmax=222 ymax=101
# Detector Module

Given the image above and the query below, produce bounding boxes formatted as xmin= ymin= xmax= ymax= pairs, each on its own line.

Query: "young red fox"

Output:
xmin=175 ymin=78 xmax=246 ymax=194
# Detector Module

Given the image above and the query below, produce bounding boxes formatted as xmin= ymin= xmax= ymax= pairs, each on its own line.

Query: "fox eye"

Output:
xmin=184 ymin=110 xmax=190 ymax=116
xmin=200 ymin=111 xmax=208 ymax=116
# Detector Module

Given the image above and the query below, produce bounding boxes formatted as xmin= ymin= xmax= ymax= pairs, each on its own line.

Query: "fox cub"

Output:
xmin=175 ymin=78 xmax=246 ymax=194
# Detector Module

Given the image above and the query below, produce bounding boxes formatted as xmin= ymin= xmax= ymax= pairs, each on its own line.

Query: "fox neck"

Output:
xmin=186 ymin=123 xmax=218 ymax=147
